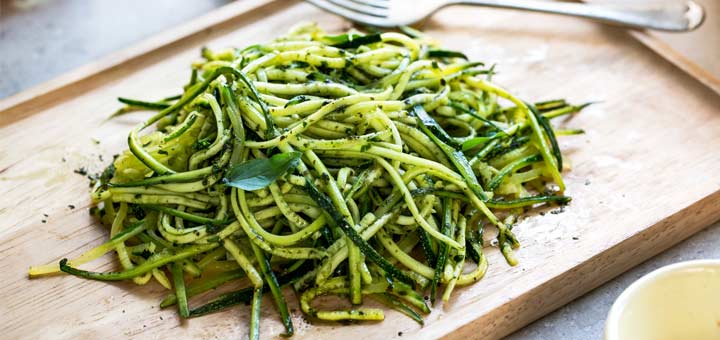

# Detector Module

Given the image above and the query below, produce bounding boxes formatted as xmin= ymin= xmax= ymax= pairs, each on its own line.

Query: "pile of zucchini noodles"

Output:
xmin=30 ymin=24 xmax=587 ymax=338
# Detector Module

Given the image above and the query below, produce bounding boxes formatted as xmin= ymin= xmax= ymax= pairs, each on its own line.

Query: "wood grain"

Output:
xmin=1 ymin=1 xmax=719 ymax=339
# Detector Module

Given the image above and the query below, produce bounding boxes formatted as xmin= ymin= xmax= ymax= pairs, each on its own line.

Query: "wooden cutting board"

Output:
xmin=1 ymin=1 xmax=719 ymax=339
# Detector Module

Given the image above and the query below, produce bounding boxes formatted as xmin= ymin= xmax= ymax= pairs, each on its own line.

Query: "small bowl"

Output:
xmin=605 ymin=260 xmax=720 ymax=340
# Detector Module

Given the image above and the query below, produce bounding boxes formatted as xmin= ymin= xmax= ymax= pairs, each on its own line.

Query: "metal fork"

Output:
xmin=305 ymin=0 xmax=705 ymax=32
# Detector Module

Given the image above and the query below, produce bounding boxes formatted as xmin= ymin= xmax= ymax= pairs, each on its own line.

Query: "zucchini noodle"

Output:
xmin=29 ymin=23 xmax=588 ymax=338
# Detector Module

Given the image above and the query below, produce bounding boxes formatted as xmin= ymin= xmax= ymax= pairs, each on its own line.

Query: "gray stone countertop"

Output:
xmin=1 ymin=1 xmax=718 ymax=338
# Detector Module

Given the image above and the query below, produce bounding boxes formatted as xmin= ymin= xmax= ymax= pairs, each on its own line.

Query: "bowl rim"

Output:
xmin=604 ymin=259 xmax=720 ymax=340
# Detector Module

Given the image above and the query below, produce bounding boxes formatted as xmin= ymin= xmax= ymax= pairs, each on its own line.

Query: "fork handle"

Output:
xmin=450 ymin=0 xmax=704 ymax=32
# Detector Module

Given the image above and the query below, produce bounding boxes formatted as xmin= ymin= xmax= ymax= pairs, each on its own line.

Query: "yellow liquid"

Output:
xmin=614 ymin=266 xmax=720 ymax=340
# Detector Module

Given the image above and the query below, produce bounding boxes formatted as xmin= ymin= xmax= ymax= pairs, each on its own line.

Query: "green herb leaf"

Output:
xmin=223 ymin=152 xmax=302 ymax=191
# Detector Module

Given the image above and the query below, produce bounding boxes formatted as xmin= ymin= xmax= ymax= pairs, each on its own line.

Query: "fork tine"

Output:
xmin=328 ymin=0 xmax=388 ymax=17
xmin=347 ymin=0 xmax=389 ymax=10
xmin=306 ymin=0 xmax=394 ymax=27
